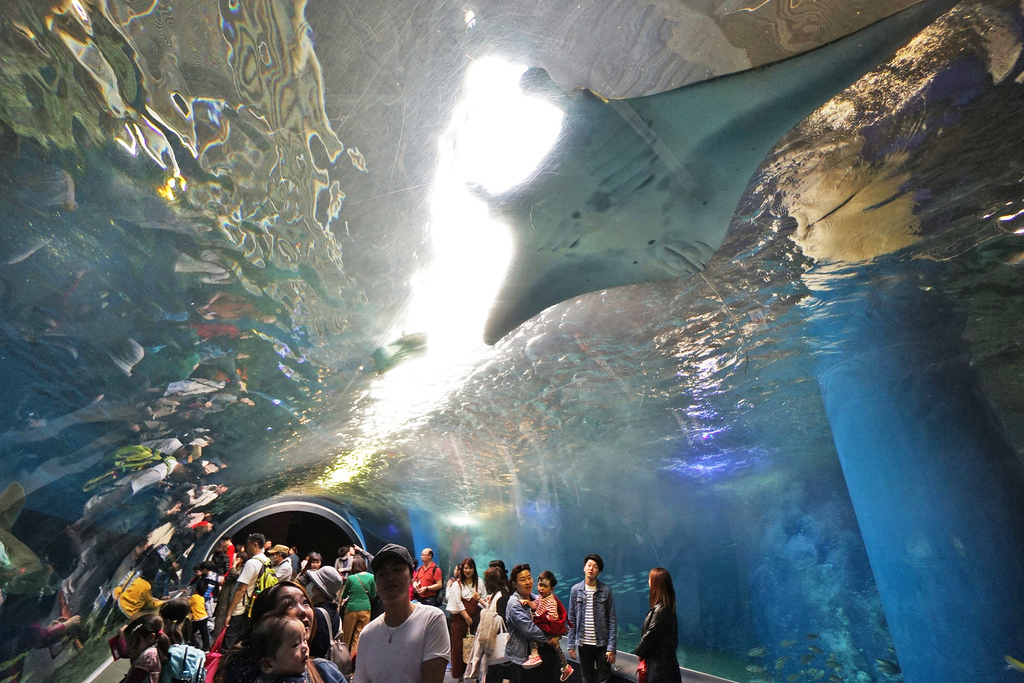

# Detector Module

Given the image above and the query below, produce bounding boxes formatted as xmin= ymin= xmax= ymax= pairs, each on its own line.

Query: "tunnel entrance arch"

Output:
xmin=193 ymin=496 xmax=366 ymax=571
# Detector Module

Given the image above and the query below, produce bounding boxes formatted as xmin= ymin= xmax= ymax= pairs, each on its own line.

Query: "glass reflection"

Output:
xmin=0 ymin=1 xmax=1021 ymax=683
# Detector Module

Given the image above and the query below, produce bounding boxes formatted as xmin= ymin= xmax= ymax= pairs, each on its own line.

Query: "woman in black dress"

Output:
xmin=635 ymin=567 xmax=682 ymax=683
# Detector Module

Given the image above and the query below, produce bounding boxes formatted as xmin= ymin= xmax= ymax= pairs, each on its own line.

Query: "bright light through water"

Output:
xmin=321 ymin=57 xmax=564 ymax=484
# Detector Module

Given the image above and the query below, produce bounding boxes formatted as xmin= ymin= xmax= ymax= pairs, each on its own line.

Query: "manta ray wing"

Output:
xmin=481 ymin=0 xmax=956 ymax=344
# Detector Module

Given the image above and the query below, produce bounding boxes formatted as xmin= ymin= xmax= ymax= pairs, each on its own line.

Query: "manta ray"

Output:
xmin=478 ymin=0 xmax=956 ymax=344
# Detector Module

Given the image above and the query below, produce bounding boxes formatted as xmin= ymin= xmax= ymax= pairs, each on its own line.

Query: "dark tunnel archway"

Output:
xmin=192 ymin=497 xmax=366 ymax=572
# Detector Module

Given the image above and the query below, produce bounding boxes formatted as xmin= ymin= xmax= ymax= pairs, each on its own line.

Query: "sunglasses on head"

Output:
xmin=511 ymin=563 xmax=531 ymax=579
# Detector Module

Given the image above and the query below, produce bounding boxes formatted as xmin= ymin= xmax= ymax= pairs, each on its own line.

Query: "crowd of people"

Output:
xmin=114 ymin=537 xmax=684 ymax=683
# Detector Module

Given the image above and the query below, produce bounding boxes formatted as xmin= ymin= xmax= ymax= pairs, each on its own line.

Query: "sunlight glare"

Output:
xmin=350 ymin=56 xmax=564 ymax=440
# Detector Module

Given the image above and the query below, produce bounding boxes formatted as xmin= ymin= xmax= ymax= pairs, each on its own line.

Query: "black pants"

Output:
xmin=578 ymin=645 xmax=612 ymax=683
xmin=192 ymin=618 xmax=212 ymax=651
xmin=222 ymin=614 xmax=249 ymax=651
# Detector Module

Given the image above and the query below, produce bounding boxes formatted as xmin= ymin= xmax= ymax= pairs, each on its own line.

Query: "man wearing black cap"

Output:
xmin=353 ymin=544 xmax=450 ymax=683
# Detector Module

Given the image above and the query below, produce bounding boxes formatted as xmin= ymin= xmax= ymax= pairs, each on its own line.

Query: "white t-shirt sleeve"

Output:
xmin=231 ymin=556 xmax=265 ymax=616
xmin=237 ymin=557 xmax=263 ymax=585
xmin=447 ymin=582 xmax=464 ymax=612
xmin=422 ymin=607 xmax=451 ymax=662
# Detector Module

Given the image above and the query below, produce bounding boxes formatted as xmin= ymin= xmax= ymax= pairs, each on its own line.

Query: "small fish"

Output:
xmin=808 ymin=645 xmax=823 ymax=654
xmin=775 ymin=656 xmax=790 ymax=670
xmin=746 ymin=665 xmax=767 ymax=674
xmin=787 ymin=675 xmax=800 ymax=683
xmin=807 ymin=668 xmax=819 ymax=676
xmin=1007 ymin=655 xmax=1024 ymax=672
xmin=748 ymin=647 xmax=767 ymax=657
xmin=801 ymin=654 xmax=815 ymax=664
xmin=826 ymin=659 xmax=841 ymax=670
xmin=876 ymin=658 xmax=901 ymax=675
xmin=781 ymin=639 xmax=798 ymax=648
xmin=348 ymin=147 xmax=368 ymax=172
xmin=830 ymin=677 xmax=842 ymax=683
xmin=806 ymin=633 xmax=820 ymax=640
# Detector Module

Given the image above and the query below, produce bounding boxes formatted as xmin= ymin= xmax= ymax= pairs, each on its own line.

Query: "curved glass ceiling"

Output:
xmin=0 ymin=0 xmax=1022 ymax=681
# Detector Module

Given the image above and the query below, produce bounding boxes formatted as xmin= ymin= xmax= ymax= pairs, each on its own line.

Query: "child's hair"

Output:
xmin=538 ymin=570 xmax=557 ymax=588
xmin=250 ymin=613 xmax=306 ymax=676
xmin=124 ymin=613 xmax=170 ymax=663
xmin=159 ymin=598 xmax=193 ymax=645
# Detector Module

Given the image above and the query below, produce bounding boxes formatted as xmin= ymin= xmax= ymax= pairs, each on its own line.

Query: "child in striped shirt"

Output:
xmin=524 ymin=570 xmax=574 ymax=681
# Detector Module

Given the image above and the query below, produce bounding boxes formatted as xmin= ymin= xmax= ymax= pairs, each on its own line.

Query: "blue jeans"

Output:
xmin=578 ymin=645 xmax=611 ymax=683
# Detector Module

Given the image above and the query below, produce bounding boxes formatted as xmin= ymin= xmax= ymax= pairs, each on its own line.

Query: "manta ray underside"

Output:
xmin=478 ymin=0 xmax=956 ymax=345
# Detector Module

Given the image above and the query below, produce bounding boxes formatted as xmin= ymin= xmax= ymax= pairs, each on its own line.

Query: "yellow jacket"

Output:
xmin=189 ymin=593 xmax=208 ymax=620
xmin=114 ymin=577 xmax=161 ymax=617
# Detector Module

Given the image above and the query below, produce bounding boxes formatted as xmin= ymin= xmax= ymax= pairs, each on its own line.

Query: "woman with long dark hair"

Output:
xmin=447 ymin=557 xmax=487 ymax=682
xmin=339 ymin=555 xmax=375 ymax=655
xmin=635 ymin=568 xmax=682 ymax=683
xmin=478 ymin=566 xmax=513 ymax=681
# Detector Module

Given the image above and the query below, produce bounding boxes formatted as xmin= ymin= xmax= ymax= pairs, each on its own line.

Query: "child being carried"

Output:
xmin=523 ymin=570 xmax=574 ymax=682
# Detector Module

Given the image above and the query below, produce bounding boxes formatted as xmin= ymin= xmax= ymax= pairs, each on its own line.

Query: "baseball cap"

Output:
xmin=370 ymin=543 xmax=416 ymax=573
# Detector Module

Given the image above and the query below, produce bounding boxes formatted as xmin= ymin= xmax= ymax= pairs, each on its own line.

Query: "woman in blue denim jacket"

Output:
xmin=505 ymin=564 xmax=561 ymax=682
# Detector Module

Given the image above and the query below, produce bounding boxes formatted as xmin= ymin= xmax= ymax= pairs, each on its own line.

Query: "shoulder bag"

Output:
xmin=354 ymin=574 xmax=383 ymax=619
xmin=486 ymin=590 xmax=509 ymax=665
xmin=317 ymin=606 xmax=352 ymax=676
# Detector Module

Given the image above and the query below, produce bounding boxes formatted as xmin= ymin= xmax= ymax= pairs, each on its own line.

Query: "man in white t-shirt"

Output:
xmin=220 ymin=532 xmax=269 ymax=650
xmin=355 ymin=544 xmax=450 ymax=683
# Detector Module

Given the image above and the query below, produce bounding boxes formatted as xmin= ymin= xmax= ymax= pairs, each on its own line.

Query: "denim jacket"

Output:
xmin=567 ymin=580 xmax=617 ymax=652
xmin=505 ymin=592 xmax=550 ymax=665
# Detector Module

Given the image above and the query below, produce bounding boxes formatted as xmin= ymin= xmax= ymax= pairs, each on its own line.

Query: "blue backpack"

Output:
xmin=160 ymin=644 xmax=206 ymax=683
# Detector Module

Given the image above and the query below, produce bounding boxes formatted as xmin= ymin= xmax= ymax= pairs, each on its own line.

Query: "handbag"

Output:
xmin=490 ymin=626 xmax=509 ymax=665
xmin=637 ymin=657 xmax=648 ymax=683
xmin=318 ymin=607 xmax=352 ymax=676
xmin=354 ymin=574 xmax=383 ymax=619
xmin=203 ymin=629 xmax=226 ymax=683
xmin=463 ymin=634 xmax=475 ymax=662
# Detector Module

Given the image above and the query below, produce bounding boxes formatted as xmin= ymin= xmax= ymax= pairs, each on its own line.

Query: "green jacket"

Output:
xmin=341 ymin=571 xmax=376 ymax=612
